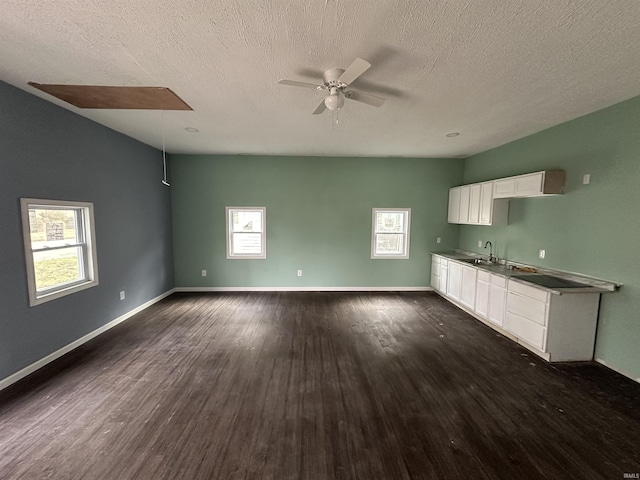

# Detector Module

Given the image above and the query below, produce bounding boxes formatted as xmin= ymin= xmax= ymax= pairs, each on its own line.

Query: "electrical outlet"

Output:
xmin=539 ymin=249 xmax=546 ymax=259
xmin=478 ymin=240 xmax=483 ymax=248
xmin=583 ymin=174 xmax=591 ymax=185
xmin=119 ymin=291 xmax=125 ymax=301
xmin=201 ymin=270 xmax=207 ymax=277
xmin=436 ymin=237 xmax=441 ymax=244
xmin=297 ymin=270 xmax=303 ymax=277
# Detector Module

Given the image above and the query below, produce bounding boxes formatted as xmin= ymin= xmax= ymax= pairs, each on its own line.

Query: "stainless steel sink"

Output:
xmin=457 ymin=258 xmax=496 ymax=266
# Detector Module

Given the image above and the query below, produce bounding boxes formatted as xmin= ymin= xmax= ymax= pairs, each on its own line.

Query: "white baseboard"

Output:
xmin=174 ymin=286 xmax=433 ymax=292
xmin=0 ymin=288 xmax=176 ymax=392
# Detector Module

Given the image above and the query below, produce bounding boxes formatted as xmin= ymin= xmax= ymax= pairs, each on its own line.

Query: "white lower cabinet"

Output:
xmin=460 ymin=265 xmax=477 ymax=310
xmin=505 ymin=312 xmax=546 ymax=350
xmin=447 ymin=261 xmax=462 ymax=302
xmin=488 ymin=275 xmax=507 ymax=327
xmin=431 ymin=256 xmax=440 ymax=291
xmin=449 ymin=261 xmax=478 ymax=308
xmin=439 ymin=260 xmax=448 ymax=295
xmin=505 ymin=282 xmax=549 ymax=351
xmin=503 ymin=279 xmax=600 ymax=361
xmin=474 ymin=271 xmax=490 ymax=319
xmin=432 ymin=255 xmax=448 ymax=294
xmin=432 ymin=254 xmax=602 ymax=362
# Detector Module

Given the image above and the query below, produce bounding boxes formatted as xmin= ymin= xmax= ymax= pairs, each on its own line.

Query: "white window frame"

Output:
xmin=226 ymin=206 xmax=267 ymax=259
xmin=371 ymin=208 xmax=411 ymax=259
xmin=20 ymin=198 xmax=99 ymax=307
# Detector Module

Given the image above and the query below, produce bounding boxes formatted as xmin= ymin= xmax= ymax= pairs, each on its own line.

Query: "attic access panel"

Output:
xmin=28 ymin=83 xmax=192 ymax=110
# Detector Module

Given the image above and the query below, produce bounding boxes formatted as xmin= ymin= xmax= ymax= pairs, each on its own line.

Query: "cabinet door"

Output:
xmin=448 ymin=188 xmax=461 ymax=223
xmin=430 ymin=258 xmax=440 ymax=290
xmin=440 ymin=261 xmax=448 ymax=294
xmin=489 ymin=284 xmax=506 ymax=326
xmin=515 ymin=173 xmax=543 ymax=196
xmin=475 ymin=280 xmax=490 ymax=318
xmin=459 ymin=186 xmax=471 ymax=224
xmin=460 ymin=265 xmax=477 ymax=309
xmin=468 ymin=184 xmax=481 ymax=224
xmin=493 ymin=178 xmax=516 ymax=198
xmin=479 ymin=182 xmax=493 ymax=224
xmin=447 ymin=262 xmax=462 ymax=301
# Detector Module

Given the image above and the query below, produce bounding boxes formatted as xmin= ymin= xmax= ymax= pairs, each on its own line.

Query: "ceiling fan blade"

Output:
xmin=278 ymin=79 xmax=321 ymax=89
xmin=338 ymin=57 xmax=371 ymax=86
xmin=312 ymin=98 xmax=327 ymax=115
xmin=345 ymin=90 xmax=386 ymax=107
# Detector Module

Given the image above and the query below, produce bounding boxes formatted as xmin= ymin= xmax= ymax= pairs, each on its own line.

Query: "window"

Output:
xmin=20 ymin=198 xmax=99 ymax=306
xmin=371 ymin=208 xmax=411 ymax=259
xmin=226 ymin=207 xmax=266 ymax=259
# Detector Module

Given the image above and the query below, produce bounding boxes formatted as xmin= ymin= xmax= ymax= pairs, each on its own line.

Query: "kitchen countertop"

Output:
xmin=431 ymin=250 xmax=621 ymax=295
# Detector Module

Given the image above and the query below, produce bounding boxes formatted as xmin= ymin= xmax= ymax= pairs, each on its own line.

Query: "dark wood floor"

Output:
xmin=1 ymin=292 xmax=639 ymax=479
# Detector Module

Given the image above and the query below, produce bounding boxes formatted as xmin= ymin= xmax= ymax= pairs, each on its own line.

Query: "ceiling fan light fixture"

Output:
xmin=324 ymin=90 xmax=345 ymax=111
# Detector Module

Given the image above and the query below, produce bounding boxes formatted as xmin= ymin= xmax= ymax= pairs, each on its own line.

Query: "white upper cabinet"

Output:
xmin=493 ymin=178 xmax=516 ymax=198
xmin=458 ymin=186 xmax=471 ymax=223
xmin=447 ymin=181 xmax=508 ymax=226
xmin=448 ymin=187 xmax=461 ymax=223
xmin=493 ymin=170 xmax=565 ymax=198
xmin=479 ymin=182 xmax=493 ymax=224
xmin=468 ymin=184 xmax=481 ymax=224
xmin=448 ymin=170 xmax=565 ymax=225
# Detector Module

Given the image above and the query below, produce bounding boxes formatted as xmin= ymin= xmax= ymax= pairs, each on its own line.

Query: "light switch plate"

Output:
xmin=539 ymin=249 xmax=546 ymax=259
xmin=583 ymin=174 xmax=591 ymax=184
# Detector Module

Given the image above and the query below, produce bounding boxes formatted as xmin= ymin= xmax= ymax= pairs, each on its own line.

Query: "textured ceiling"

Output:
xmin=2 ymin=0 xmax=640 ymax=157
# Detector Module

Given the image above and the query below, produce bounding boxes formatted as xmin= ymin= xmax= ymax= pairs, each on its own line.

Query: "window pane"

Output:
xmin=376 ymin=212 xmax=405 ymax=233
xmin=375 ymin=233 xmax=405 ymax=255
xmin=28 ymin=208 xmax=80 ymax=248
xmin=232 ymin=233 xmax=263 ymax=255
xmin=231 ymin=211 xmax=262 ymax=233
xmin=33 ymin=246 xmax=84 ymax=291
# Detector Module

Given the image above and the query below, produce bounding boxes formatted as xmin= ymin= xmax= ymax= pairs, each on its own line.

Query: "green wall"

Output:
xmin=171 ymin=155 xmax=463 ymax=288
xmin=460 ymin=95 xmax=640 ymax=381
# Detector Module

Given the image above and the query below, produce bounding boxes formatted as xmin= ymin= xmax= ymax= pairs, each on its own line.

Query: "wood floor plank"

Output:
xmin=1 ymin=292 xmax=639 ymax=479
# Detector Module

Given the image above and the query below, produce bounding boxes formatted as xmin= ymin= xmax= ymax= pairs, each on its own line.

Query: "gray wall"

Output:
xmin=0 ymin=81 xmax=174 ymax=381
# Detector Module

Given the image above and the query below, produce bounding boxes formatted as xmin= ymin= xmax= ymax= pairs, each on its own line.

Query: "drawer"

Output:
xmin=506 ymin=312 xmax=546 ymax=351
xmin=431 ymin=255 xmax=441 ymax=265
xmin=477 ymin=270 xmax=490 ymax=283
xmin=509 ymin=280 xmax=549 ymax=303
xmin=490 ymin=274 xmax=507 ymax=288
xmin=506 ymin=291 xmax=547 ymax=326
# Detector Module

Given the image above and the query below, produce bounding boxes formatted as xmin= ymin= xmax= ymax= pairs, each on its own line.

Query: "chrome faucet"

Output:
xmin=484 ymin=241 xmax=495 ymax=263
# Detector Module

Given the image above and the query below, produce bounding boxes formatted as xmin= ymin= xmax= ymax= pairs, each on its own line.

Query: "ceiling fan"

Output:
xmin=278 ymin=57 xmax=385 ymax=115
